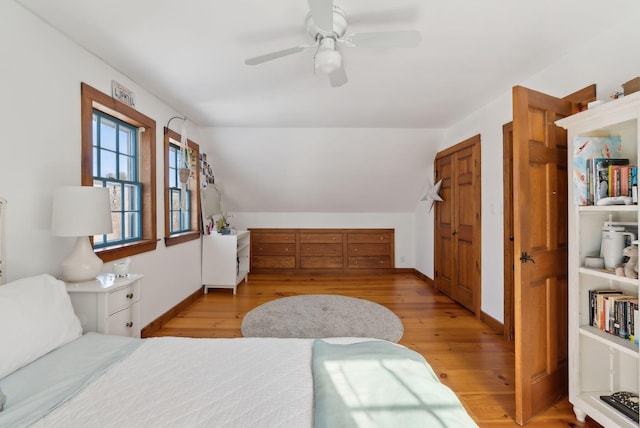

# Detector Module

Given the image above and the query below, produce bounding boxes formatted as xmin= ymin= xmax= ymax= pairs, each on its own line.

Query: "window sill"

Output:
xmin=165 ymin=231 xmax=201 ymax=247
xmin=96 ymin=239 xmax=159 ymax=262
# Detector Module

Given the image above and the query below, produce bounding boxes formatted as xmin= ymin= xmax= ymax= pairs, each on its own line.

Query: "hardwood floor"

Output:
xmin=150 ymin=273 xmax=602 ymax=427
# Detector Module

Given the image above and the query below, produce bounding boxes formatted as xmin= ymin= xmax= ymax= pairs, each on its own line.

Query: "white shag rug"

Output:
xmin=241 ymin=294 xmax=404 ymax=343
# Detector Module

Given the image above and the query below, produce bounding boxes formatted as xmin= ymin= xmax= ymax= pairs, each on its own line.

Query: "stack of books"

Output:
xmin=572 ymin=136 xmax=638 ymax=205
xmin=589 ymin=289 xmax=639 ymax=344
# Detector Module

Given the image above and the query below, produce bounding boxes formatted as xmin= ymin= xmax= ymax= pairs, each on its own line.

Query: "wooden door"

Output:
xmin=512 ymin=86 xmax=572 ymax=425
xmin=434 ymin=135 xmax=481 ymax=315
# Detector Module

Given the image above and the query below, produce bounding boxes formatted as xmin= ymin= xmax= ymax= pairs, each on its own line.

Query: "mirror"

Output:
xmin=200 ymin=184 xmax=222 ymax=222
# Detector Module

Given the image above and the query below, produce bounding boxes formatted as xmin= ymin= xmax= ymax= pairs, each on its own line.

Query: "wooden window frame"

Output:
xmin=81 ymin=82 xmax=157 ymax=262
xmin=163 ymin=127 xmax=201 ymax=247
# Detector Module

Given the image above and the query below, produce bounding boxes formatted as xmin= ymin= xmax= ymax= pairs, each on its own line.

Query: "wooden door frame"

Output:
xmin=502 ymin=122 xmax=515 ymax=341
xmin=434 ymin=134 xmax=482 ymax=317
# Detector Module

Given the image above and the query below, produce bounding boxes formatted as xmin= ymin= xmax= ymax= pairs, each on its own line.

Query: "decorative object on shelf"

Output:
xmin=623 ymin=246 xmax=638 ymax=279
xmin=600 ymin=217 xmax=636 ymax=270
xmin=420 ymin=179 xmax=443 ymax=213
xmin=623 ymin=77 xmax=640 ymax=96
xmin=600 ymin=391 xmax=639 ymax=423
xmin=113 ymin=257 xmax=131 ymax=277
xmin=51 ymin=186 xmax=113 ymax=283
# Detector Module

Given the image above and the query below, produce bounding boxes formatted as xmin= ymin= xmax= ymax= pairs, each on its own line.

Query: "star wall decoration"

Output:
xmin=420 ymin=179 xmax=443 ymax=213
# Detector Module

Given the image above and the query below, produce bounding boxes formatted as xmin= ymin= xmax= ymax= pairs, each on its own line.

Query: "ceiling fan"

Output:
xmin=244 ymin=0 xmax=422 ymax=87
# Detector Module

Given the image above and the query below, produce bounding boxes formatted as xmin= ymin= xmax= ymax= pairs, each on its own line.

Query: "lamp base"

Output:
xmin=61 ymin=236 xmax=103 ymax=283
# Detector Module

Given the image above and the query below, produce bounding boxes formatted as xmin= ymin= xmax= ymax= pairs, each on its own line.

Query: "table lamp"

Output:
xmin=51 ymin=186 xmax=113 ymax=282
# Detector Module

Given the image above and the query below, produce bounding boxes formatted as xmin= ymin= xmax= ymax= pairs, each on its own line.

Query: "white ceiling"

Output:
xmin=13 ymin=0 xmax=640 ymax=214
xmin=15 ymin=0 xmax=640 ymax=128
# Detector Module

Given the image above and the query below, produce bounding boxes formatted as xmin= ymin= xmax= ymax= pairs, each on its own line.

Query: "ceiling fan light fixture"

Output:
xmin=315 ymin=37 xmax=341 ymax=74
xmin=315 ymin=49 xmax=341 ymax=74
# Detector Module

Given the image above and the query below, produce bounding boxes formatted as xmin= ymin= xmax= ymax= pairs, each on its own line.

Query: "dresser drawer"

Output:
xmin=349 ymin=256 xmax=392 ymax=268
xmin=300 ymin=256 xmax=343 ymax=269
xmin=252 ymin=256 xmax=296 ymax=269
xmin=107 ymin=282 xmax=139 ymax=315
xmin=252 ymin=232 xmax=295 ymax=243
xmin=348 ymin=243 xmax=391 ymax=256
xmin=348 ymin=233 xmax=392 ymax=244
xmin=300 ymin=243 xmax=342 ymax=256
xmin=300 ymin=233 xmax=343 ymax=243
xmin=252 ymin=243 xmax=295 ymax=255
xmin=107 ymin=303 xmax=138 ymax=337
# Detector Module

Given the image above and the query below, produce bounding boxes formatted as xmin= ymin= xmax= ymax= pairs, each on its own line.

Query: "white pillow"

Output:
xmin=0 ymin=274 xmax=82 ymax=379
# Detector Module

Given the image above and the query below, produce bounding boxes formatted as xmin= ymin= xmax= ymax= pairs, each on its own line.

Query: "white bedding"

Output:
xmin=32 ymin=336 xmax=320 ymax=428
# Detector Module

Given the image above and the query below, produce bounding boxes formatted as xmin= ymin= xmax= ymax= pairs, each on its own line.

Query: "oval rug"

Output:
xmin=241 ymin=294 xmax=403 ymax=342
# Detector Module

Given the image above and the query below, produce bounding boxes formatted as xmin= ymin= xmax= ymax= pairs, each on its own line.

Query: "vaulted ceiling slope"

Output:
xmin=15 ymin=0 xmax=640 ymax=128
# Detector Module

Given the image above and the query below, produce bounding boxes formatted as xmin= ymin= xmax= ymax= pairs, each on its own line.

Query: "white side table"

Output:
xmin=66 ymin=273 xmax=142 ymax=338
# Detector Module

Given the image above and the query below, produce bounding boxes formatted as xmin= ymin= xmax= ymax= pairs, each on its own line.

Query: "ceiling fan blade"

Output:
xmin=329 ymin=65 xmax=348 ymax=88
xmin=344 ymin=31 xmax=422 ymax=48
xmin=308 ymin=0 xmax=334 ymax=33
xmin=245 ymin=46 xmax=307 ymax=65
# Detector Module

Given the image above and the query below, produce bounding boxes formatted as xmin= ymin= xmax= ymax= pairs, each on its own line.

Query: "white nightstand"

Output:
xmin=66 ymin=273 xmax=142 ymax=338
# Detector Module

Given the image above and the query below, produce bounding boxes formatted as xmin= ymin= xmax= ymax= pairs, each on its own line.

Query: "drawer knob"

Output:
xmin=285 ymin=248 xmax=289 ymax=252
xmin=354 ymin=248 xmax=358 ymax=252
xmin=126 ymin=293 xmax=134 ymax=299
xmin=380 ymin=260 xmax=384 ymax=264
xmin=332 ymin=237 xmax=336 ymax=240
xmin=126 ymin=322 xmax=133 ymax=328
xmin=380 ymin=237 xmax=384 ymax=240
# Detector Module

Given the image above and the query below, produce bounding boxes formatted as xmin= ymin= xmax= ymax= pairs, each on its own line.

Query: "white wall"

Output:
xmin=437 ymin=17 xmax=640 ymax=322
xmin=0 ymin=1 xmax=203 ymax=327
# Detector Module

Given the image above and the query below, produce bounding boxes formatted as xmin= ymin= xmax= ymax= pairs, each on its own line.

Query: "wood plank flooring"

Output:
xmin=150 ymin=273 xmax=602 ymax=427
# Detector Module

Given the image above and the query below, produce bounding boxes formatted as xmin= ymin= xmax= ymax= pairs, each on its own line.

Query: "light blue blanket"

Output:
xmin=0 ymin=333 xmax=141 ymax=428
xmin=312 ymin=340 xmax=478 ymax=428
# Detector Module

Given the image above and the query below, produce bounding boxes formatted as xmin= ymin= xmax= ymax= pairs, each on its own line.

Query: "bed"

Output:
xmin=0 ymin=274 xmax=478 ymax=428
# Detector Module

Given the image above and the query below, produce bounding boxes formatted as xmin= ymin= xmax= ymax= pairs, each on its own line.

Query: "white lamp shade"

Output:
xmin=51 ymin=186 xmax=113 ymax=282
xmin=51 ymin=186 xmax=113 ymax=237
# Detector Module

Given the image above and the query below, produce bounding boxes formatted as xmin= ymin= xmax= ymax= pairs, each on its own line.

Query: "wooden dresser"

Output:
xmin=250 ymin=228 xmax=394 ymax=274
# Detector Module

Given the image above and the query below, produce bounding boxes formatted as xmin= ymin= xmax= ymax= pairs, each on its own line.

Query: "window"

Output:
xmin=81 ymin=83 xmax=157 ymax=262
xmin=168 ymin=143 xmax=191 ymax=233
xmin=163 ymin=127 xmax=201 ymax=246
xmin=92 ymin=111 xmax=141 ymax=247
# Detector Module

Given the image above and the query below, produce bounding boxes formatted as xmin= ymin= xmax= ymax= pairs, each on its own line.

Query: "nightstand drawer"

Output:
xmin=107 ymin=282 xmax=140 ymax=315
xmin=107 ymin=302 xmax=139 ymax=337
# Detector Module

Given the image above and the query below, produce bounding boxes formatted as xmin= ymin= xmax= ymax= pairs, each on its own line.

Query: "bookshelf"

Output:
xmin=557 ymin=92 xmax=640 ymax=428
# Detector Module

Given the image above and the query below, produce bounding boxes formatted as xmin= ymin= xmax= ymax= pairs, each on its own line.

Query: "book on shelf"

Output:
xmin=607 ymin=163 xmax=637 ymax=199
xmin=593 ymin=158 xmax=629 ymax=204
xmin=589 ymin=288 xmax=638 ymax=342
xmin=572 ymin=136 xmax=622 ymax=206
xmin=589 ymin=289 xmax=623 ymax=329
